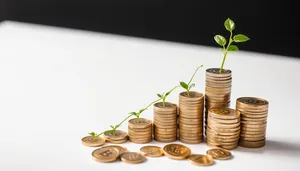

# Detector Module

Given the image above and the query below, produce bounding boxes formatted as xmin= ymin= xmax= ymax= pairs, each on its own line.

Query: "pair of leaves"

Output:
xmin=157 ymin=92 xmax=171 ymax=99
xmin=180 ymin=82 xmax=195 ymax=91
xmin=214 ymin=34 xmax=249 ymax=46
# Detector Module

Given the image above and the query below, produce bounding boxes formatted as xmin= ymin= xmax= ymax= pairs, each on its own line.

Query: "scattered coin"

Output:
xmin=206 ymin=148 xmax=232 ymax=160
xmin=140 ymin=145 xmax=164 ymax=157
xmin=163 ymin=144 xmax=191 ymax=160
xmin=92 ymin=147 xmax=119 ymax=163
xmin=81 ymin=136 xmax=105 ymax=147
xmin=103 ymin=145 xmax=128 ymax=154
xmin=120 ymin=152 xmax=147 ymax=164
xmin=188 ymin=154 xmax=214 ymax=166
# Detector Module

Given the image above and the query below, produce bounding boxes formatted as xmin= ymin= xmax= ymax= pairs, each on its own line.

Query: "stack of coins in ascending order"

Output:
xmin=153 ymin=102 xmax=177 ymax=142
xmin=178 ymin=91 xmax=204 ymax=144
xmin=236 ymin=97 xmax=269 ymax=148
xmin=206 ymin=108 xmax=240 ymax=150
xmin=103 ymin=130 xmax=128 ymax=144
xmin=205 ymin=68 xmax=232 ymax=133
xmin=128 ymin=118 xmax=152 ymax=144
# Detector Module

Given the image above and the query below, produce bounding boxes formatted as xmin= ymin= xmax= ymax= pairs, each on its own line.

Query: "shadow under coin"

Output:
xmin=235 ymin=139 xmax=300 ymax=158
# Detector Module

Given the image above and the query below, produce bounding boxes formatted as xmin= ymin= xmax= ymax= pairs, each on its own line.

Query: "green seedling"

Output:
xmin=157 ymin=85 xmax=180 ymax=107
xmin=214 ymin=18 xmax=250 ymax=73
xmin=179 ymin=65 xmax=203 ymax=96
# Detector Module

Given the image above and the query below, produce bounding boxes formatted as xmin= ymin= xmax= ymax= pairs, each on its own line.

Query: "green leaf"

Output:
xmin=189 ymin=83 xmax=195 ymax=90
xmin=139 ymin=108 xmax=145 ymax=113
xmin=110 ymin=125 xmax=114 ymax=129
xmin=227 ymin=45 xmax=238 ymax=52
xmin=224 ymin=18 xmax=235 ymax=31
xmin=129 ymin=112 xmax=137 ymax=115
xmin=214 ymin=35 xmax=227 ymax=46
xmin=233 ymin=34 xmax=250 ymax=42
xmin=157 ymin=94 xmax=162 ymax=98
xmin=180 ymin=82 xmax=189 ymax=90
xmin=89 ymin=132 xmax=96 ymax=136
xmin=165 ymin=91 xmax=170 ymax=96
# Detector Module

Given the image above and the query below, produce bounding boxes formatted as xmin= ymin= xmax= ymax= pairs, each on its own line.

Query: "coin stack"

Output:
xmin=103 ymin=130 xmax=128 ymax=144
xmin=206 ymin=108 xmax=240 ymax=150
xmin=236 ymin=97 xmax=269 ymax=148
xmin=153 ymin=102 xmax=177 ymax=142
xmin=178 ymin=91 xmax=204 ymax=144
xmin=128 ymin=118 xmax=152 ymax=144
xmin=205 ymin=68 xmax=232 ymax=133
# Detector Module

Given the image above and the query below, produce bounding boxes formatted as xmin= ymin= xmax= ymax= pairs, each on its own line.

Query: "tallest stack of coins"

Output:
xmin=205 ymin=68 xmax=232 ymax=133
xmin=236 ymin=97 xmax=269 ymax=148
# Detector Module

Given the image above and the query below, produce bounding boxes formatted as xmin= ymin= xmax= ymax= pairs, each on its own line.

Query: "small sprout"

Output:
xmin=214 ymin=18 xmax=249 ymax=73
xmin=179 ymin=65 xmax=203 ymax=97
xmin=157 ymin=86 xmax=180 ymax=107
xmin=89 ymin=132 xmax=100 ymax=141
xmin=130 ymin=99 xmax=160 ymax=119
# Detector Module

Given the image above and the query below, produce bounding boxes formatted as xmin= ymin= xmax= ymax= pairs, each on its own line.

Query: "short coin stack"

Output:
xmin=236 ymin=97 xmax=269 ymax=148
xmin=206 ymin=108 xmax=240 ymax=150
xmin=128 ymin=118 xmax=152 ymax=144
xmin=103 ymin=130 xmax=128 ymax=144
xmin=153 ymin=102 xmax=177 ymax=142
xmin=205 ymin=68 xmax=232 ymax=133
xmin=178 ymin=91 xmax=204 ymax=144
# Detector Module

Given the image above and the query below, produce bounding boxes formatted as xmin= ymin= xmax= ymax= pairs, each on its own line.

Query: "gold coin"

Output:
xmin=103 ymin=145 xmax=128 ymax=154
xmin=206 ymin=148 xmax=232 ymax=160
xmin=92 ymin=147 xmax=119 ymax=162
xmin=81 ymin=136 xmax=105 ymax=147
xmin=129 ymin=137 xmax=152 ymax=144
xmin=239 ymin=139 xmax=266 ymax=148
xmin=163 ymin=144 xmax=191 ymax=160
xmin=140 ymin=145 xmax=164 ymax=157
xmin=207 ymin=143 xmax=238 ymax=150
xmin=106 ymin=138 xmax=128 ymax=144
xmin=154 ymin=137 xmax=177 ymax=142
xmin=128 ymin=118 xmax=152 ymax=129
xmin=179 ymin=137 xmax=203 ymax=144
xmin=188 ymin=154 xmax=214 ymax=166
xmin=237 ymin=97 xmax=268 ymax=107
xmin=154 ymin=102 xmax=177 ymax=110
xmin=104 ymin=130 xmax=128 ymax=140
xmin=209 ymin=108 xmax=240 ymax=119
xmin=120 ymin=152 xmax=146 ymax=164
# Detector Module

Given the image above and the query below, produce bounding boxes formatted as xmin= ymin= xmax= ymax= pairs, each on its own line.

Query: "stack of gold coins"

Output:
xmin=205 ymin=68 xmax=232 ymax=133
xmin=128 ymin=118 xmax=152 ymax=144
xmin=153 ymin=102 xmax=177 ymax=142
xmin=236 ymin=97 xmax=269 ymax=148
xmin=103 ymin=130 xmax=128 ymax=144
xmin=178 ymin=91 xmax=204 ymax=144
xmin=206 ymin=108 xmax=240 ymax=150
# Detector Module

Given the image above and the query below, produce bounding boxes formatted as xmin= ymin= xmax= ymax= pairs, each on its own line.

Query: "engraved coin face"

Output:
xmin=104 ymin=145 xmax=128 ymax=154
xmin=104 ymin=130 xmax=128 ymax=140
xmin=188 ymin=154 xmax=214 ymax=166
xmin=92 ymin=147 xmax=119 ymax=162
xmin=163 ymin=144 xmax=191 ymax=160
xmin=140 ymin=146 xmax=164 ymax=157
xmin=206 ymin=68 xmax=231 ymax=74
xmin=81 ymin=136 xmax=105 ymax=147
xmin=237 ymin=97 xmax=268 ymax=105
xmin=129 ymin=118 xmax=151 ymax=125
xmin=210 ymin=108 xmax=230 ymax=115
xmin=206 ymin=148 xmax=232 ymax=160
xmin=120 ymin=152 xmax=146 ymax=164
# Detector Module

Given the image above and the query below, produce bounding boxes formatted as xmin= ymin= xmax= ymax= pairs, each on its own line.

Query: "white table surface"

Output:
xmin=0 ymin=21 xmax=299 ymax=171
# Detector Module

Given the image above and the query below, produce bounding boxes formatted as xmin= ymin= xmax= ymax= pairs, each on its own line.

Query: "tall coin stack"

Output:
xmin=205 ymin=68 xmax=232 ymax=132
xmin=153 ymin=102 xmax=177 ymax=142
xmin=128 ymin=118 xmax=152 ymax=144
xmin=206 ymin=108 xmax=240 ymax=150
xmin=178 ymin=91 xmax=204 ymax=144
xmin=236 ymin=97 xmax=269 ymax=148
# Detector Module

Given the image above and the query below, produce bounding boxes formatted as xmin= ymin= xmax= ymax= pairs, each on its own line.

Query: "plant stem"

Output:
xmin=162 ymin=98 xmax=166 ymax=107
xmin=187 ymin=89 xmax=190 ymax=96
xmin=187 ymin=65 xmax=203 ymax=85
xmin=116 ymin=113 xmax=134 ymax=128
xmin=137 ymin=98 xmax=160 ymax=118
xmin=220 ymin=31 xmax=233 ymax=73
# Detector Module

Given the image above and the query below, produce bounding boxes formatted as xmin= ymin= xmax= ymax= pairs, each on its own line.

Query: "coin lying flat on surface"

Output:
xmin=163 ymin=144 xmax=191 ymax=160
xmin=103 ymin=145 xmax=128 ymax=154
xmin=206 ymin=148 xmax=232 ymax=160
xmin=120 ymin=152 xmax=147 ymax=164
xmin=188 ymin=154 xmax=214 ymax=166
xmin=140 ymin=145 xmax=164 ymax=157
xmin=81 ymin=136 xmax=105 ymax=147
xmin=92 ymin=147 xmax=119 ymax=163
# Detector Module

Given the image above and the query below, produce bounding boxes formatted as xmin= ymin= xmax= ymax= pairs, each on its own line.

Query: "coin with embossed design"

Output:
xmin=140 ymin=145 xmax=164 ymax=157
xmin=163 ymin=144 xmax=191 ymax=160
xmin=188 ymin=154 xmax=214 ymax=166
xmin=81 ymin=136 xmax=105 ymax=147
xmin=206 ymin=148 xmax=232 ymax=160
xmin=92 ymin=147 xmax=119 ymax=162
xmin=120 ymin=152 xmax=146 ymax=164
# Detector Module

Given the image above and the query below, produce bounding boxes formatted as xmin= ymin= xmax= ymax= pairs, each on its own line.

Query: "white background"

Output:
xmin=0 ymin=21 xmax=299 ymax=171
